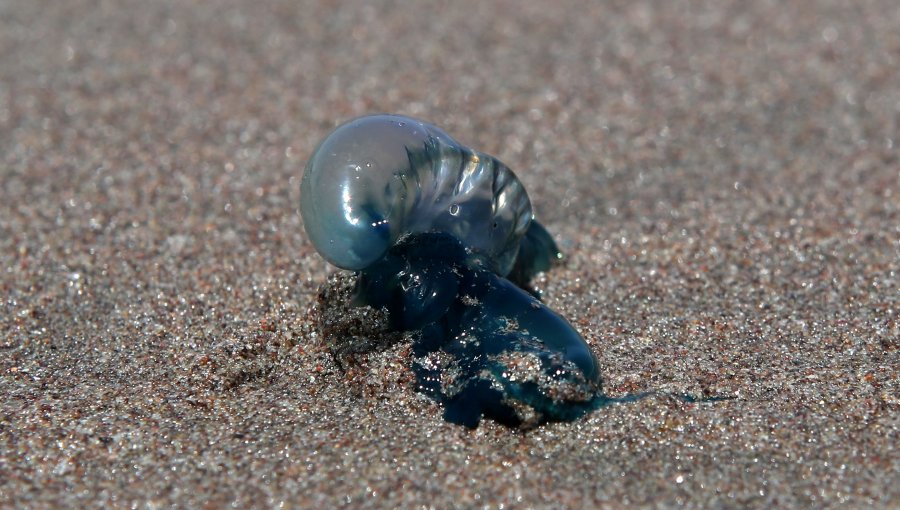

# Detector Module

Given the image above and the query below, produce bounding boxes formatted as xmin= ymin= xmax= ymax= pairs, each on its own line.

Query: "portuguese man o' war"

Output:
xmin=301 ymin=114 xmax=719 ymax=428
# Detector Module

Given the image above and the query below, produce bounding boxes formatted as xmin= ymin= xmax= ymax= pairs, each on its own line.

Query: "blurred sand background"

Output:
xmin=1 ymin=0 xmax=897 ymax=508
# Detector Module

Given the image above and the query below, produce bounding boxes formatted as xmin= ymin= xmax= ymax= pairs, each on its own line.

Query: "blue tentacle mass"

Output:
xmin=354 ymin=232 xmax=600 ymax=427
xmin=301 ymin=114 xmax=605 ymax=427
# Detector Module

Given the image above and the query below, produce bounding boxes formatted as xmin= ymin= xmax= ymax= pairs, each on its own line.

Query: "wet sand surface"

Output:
xmin=1 ymin=1 xmax=897 ymax=508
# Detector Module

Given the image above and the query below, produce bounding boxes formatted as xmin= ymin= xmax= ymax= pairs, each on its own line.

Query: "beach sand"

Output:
xmin=1 ymin=0 xmax=897 ymax=507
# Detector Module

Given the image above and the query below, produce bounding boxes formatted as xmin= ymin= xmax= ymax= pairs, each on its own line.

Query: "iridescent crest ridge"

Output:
xmin=300 ymin=114 xmax=533 ymax=275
